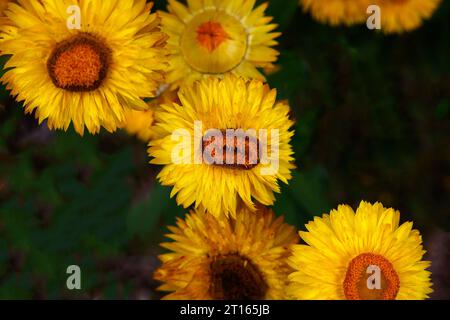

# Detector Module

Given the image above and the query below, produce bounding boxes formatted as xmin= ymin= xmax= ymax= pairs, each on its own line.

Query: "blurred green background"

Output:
xmin=0 ymin=0 xmax=449 ymax=299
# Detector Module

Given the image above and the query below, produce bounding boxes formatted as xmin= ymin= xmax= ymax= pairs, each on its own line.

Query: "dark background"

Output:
xmin=0 ymin=0 xmax=449 ymax=299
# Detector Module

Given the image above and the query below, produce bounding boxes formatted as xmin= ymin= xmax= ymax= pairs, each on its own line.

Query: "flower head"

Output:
xmin=160 ymin=0 xmax=280 ymax=88
xmin=373 ymin=0 xmax=442 ymax=34
xmin=154 ymin=205 xmax=299 ymax=300
xmin=0 ymin=0 xmax=167 ymax=135
xmin=288 ymin=201 xmax=433 ymax=300
xmin=148 ymin=75 xmax=295 ymax=218
xmin=299 ymin=0 xmax=442 ymax=33
xmin=299 ymin=0 xmax=369 ymax=26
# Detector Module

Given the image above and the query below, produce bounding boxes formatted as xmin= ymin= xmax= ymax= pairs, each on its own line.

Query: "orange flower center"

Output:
xmin=209 ymin=254 xmax=267 ymax=300
xmin=47 ymin=33 xmax=111 ymax=92
xmin=202 ymin=129 xmax=260 ymax=170
xmin=180 ymin=11 xmax=247 ymax=74
xmin=343 ymin=253 xmax=400 ymax=300
xmin=196 ymin=21 xmax=230 ymax=52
